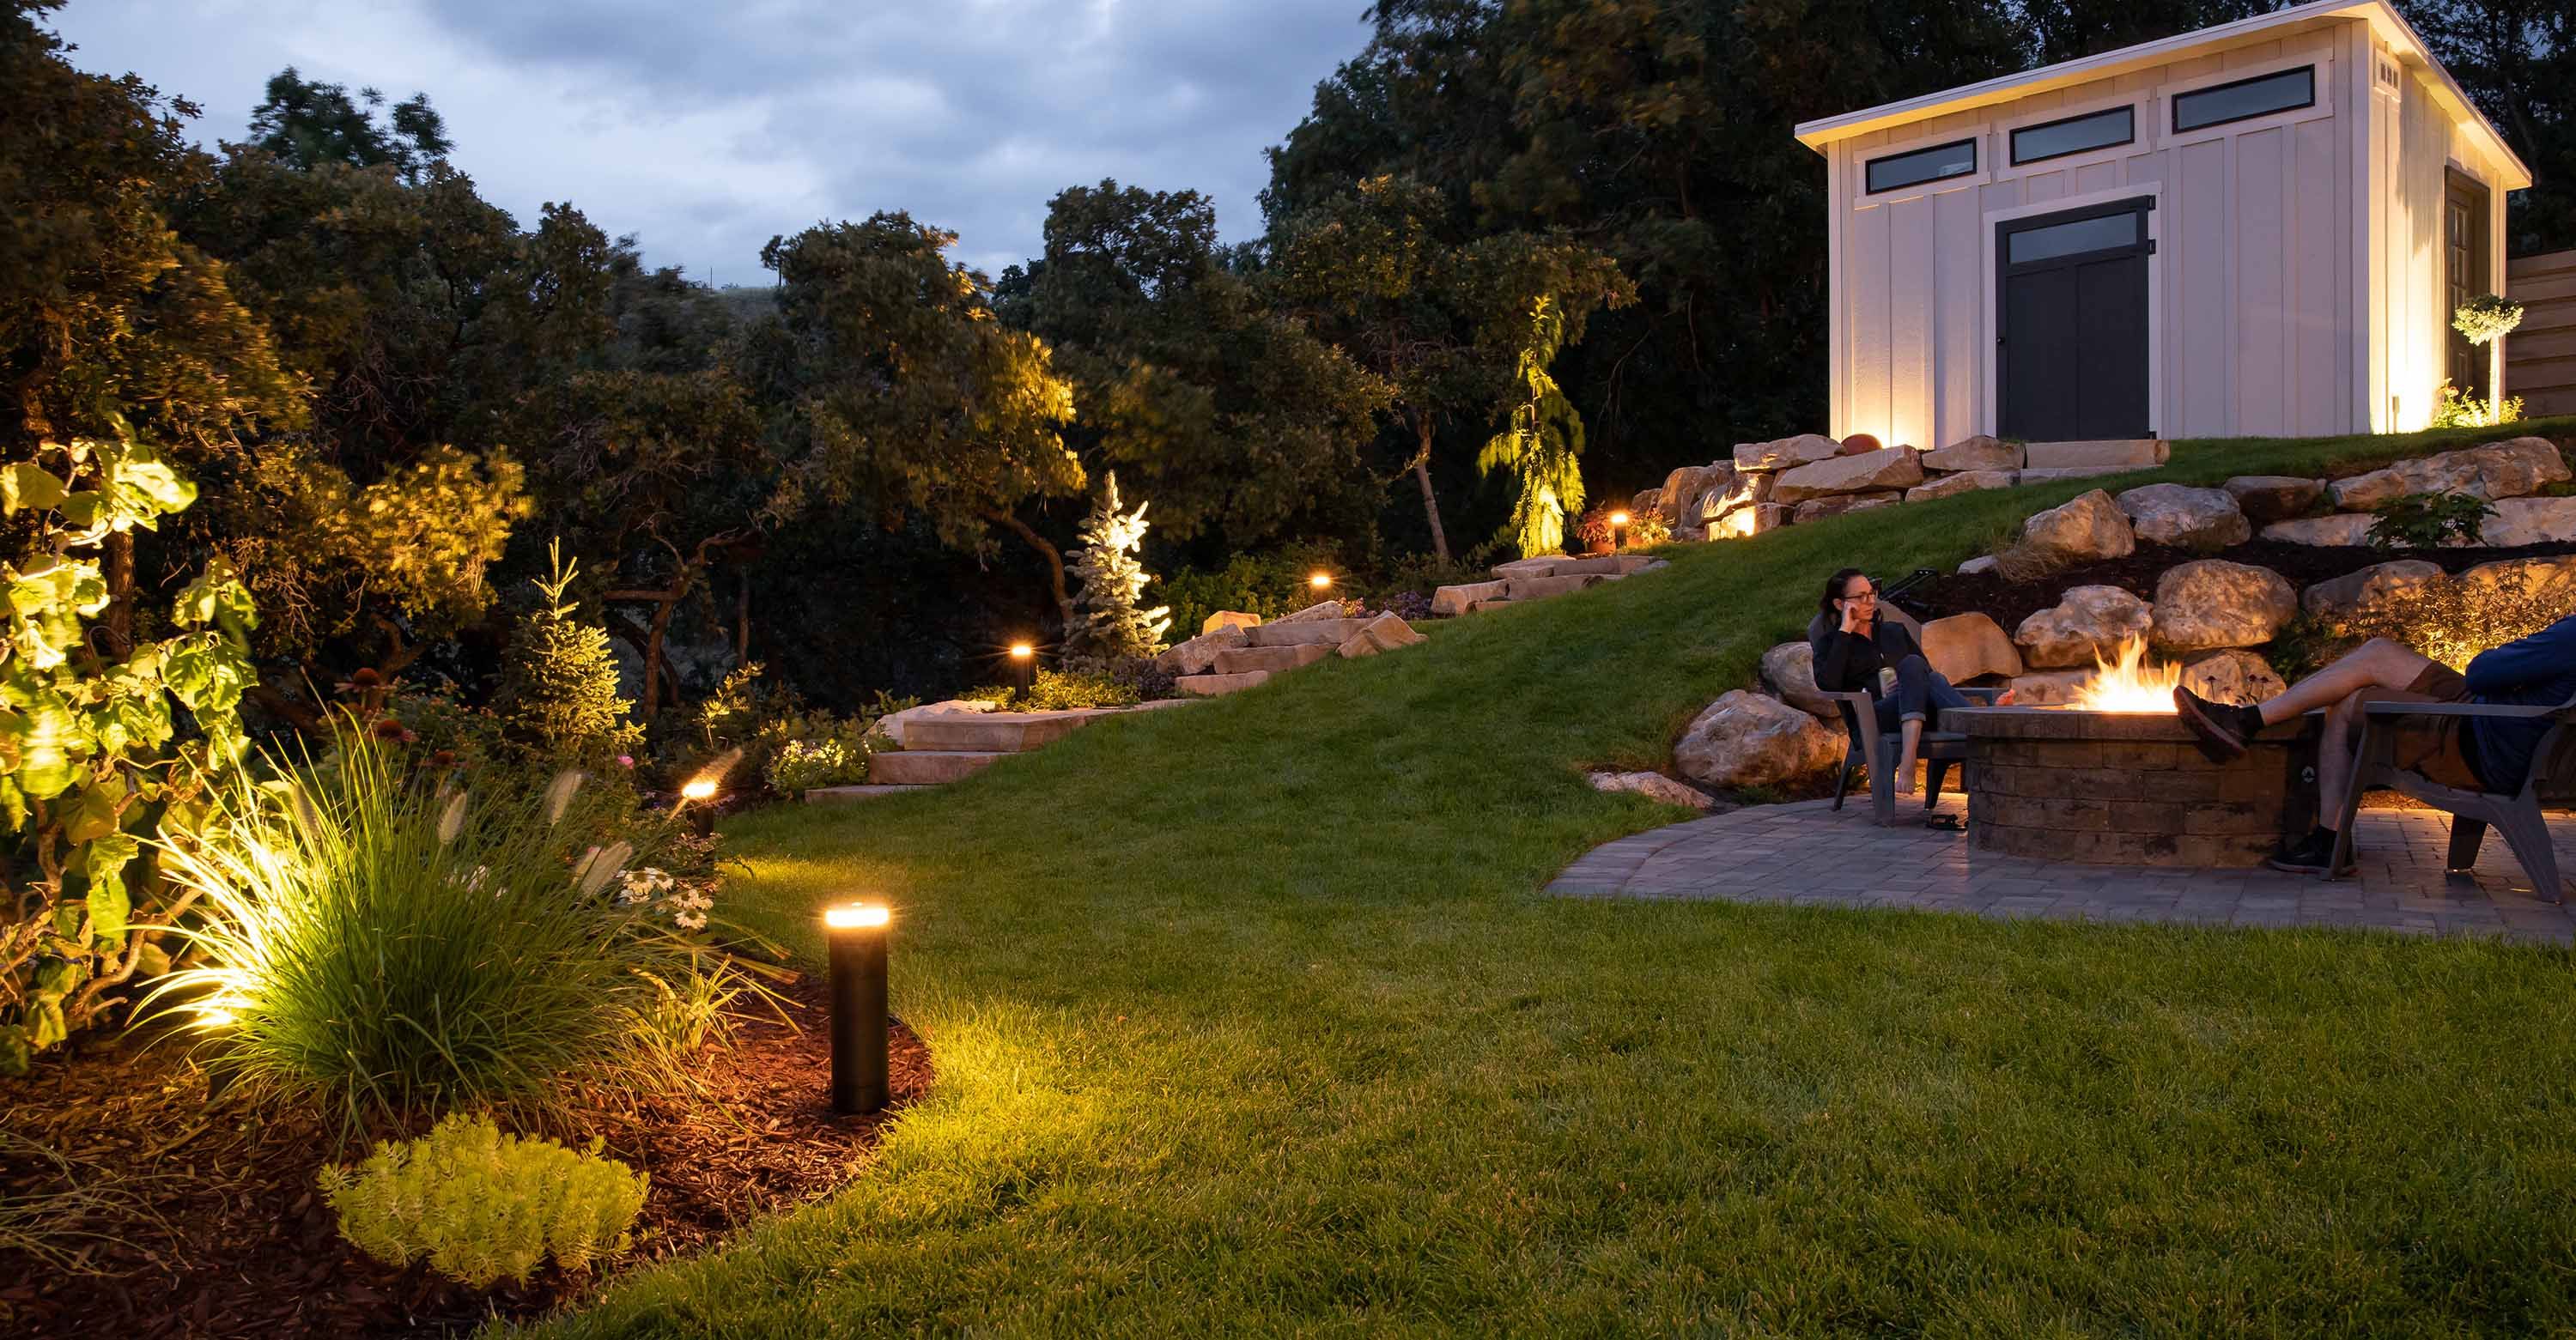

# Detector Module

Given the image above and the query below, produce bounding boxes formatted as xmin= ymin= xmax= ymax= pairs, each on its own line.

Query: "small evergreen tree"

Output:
xmin=495 ymin=541 xmax=642 ymax=764
xmin=1066 ymin=473 xmax=1171 ymax=660
xmin=1476 ymin=296 xmax=1586 ymax=559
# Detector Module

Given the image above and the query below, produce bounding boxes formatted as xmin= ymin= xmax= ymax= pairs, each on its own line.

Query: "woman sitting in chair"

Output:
xmin=1807 ymin=567 xmax=2006 ymax=791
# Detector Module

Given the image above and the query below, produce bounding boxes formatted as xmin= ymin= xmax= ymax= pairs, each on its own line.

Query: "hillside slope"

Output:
xmin=526 ymin=421 xmax=2576 ymax=1337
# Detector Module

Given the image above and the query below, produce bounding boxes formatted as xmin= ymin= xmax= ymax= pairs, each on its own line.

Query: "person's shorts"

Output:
xmin=2349 ymin=663 xmax=2486 ymax=791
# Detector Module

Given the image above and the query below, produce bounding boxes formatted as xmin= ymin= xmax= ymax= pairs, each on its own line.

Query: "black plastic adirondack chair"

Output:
xmin=2324 ymin=687 xmax=2576 ymax=902
xmin=1808 ymin=608 xmax=2003 ymax=827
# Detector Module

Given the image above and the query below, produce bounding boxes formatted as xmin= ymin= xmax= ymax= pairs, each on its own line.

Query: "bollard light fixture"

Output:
xmin=823 ymin=902 xmax=891 ymax=1114
xmin=1610 ymin=510 xmax=1630 ymax=550
xmin=1309 ymin=570 xmax=1333 ymax=590
xmin=1007 ymin=641 xmax=1035 ymax=696
xmin=679 ymin=777 xmax=718 ymax=802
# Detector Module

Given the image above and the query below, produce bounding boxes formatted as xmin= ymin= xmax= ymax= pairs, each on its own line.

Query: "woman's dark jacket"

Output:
xmin=1806 ymin=612 xmax=1924 ymax=698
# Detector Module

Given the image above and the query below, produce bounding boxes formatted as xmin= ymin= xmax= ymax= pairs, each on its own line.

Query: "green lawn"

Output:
xmin=521 ymin=421 xmax=2576 ymax=1337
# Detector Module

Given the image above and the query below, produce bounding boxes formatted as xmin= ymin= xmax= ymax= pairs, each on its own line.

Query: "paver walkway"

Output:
xmin=1550 ymin=797 xmax=2576 ymax=944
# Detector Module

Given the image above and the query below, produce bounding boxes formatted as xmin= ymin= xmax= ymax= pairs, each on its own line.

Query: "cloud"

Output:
xmin=46 ymin=0 xmax=1372 ymax=282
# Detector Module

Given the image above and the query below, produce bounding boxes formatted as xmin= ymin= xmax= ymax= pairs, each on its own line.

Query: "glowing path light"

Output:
xmin=823 ymin=903 xmax=891 ymax=1114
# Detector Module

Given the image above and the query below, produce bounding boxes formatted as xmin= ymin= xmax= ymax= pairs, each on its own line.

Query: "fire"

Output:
xmin=2068 ymin=636 xmax=2184 ymax=712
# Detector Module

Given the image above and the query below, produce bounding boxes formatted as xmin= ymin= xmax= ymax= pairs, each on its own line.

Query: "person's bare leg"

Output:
xmin=2314 ymin=691 xmax=2359 ymax=829
xmin=2256 ymin=639 xmax=2433 ymax=725
xmin=1896 ymin=718 xmax=1923 ymax=794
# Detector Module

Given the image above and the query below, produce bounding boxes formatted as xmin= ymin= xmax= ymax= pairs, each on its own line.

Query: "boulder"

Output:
xmin=1336 ymin=612 xmax=1426 ymax=658
xmin=1246 ymin=618 xmax=1371 ymax=646
xmin=1631 ymin=487 xmax=1666 ymax=521
xmin=2301 ymin=560 xmax=2445 ymax=624
xmin=1217 ymin=643 xmax=1334 ymax=675
xmin=1588 ymin=771 xmax=1718 ymax=810
xmin=2006 ymin=669 xmax=2096 ymax=706
xmin=1919 ymin=612 xmax=2022 ymax=683
xmin=873 ymin=699 xmax=997 ymax=749
xmin=1275 ymin=599 xmax=1348 ymax=623
xmin=1504 ymin=573 xmax=1606 ymax=602
xmin=2328 ymin=437 xmax=2571 ymax=512
xmin=2455 ymin=555 xmax=2576 ymax=609
xmin=1201 ymin=609 xmax=1262 ymax=634
xmin=2222 ymin=475 xmax=2326 ymax=524
xmin=1838 ymin=433 xmax=1884 ymax=456
xmin=2151 ymin=559 xmax=2298 ymax=652
xmin=1705 ymin=468 xmax=1775 ymax=518
xmin=1746 ymin=503 xmax=1792 ymax=536
xmin=2179 ymin=648 xmax=2287 ymax=706
xmin=2479 ymin=496 xmax=2576 ymax=547
xmin=1908 ymin=470 xmax=2018 ymax=502
xmin=1771 ymin=446 xmax=1926 ymax=504
xmin=2015 ymin=585 xmax=2154 ymax=669
xmin=1432 ymin=580 xmax=1510 ymax=617
xmin=1759 ymin=640 xmax=1837 ymax=719
xmin=2018 ymin=489 xmax=2136 ymax=567
xmin=2018 ymin=465 xmax=2143 ymax=483
xmin=1790 ymin=492 xmax=1903 ymax=524
xmin=1154 ymin=623 xmax=1249 ymax=676
xmin=1733 ymin=434 xmax=1842 ymax=472
xmin=2115 ymin=483 xmax=2251 ymax=549
xmin=1657 ymin=462 xmax=1736 ymax=525
xmin=2022 ymin=440 xmax=2169 ymax=470
xmin=2259 ymin=514 xmax=2375 ymax=547
xmin=1957 ymin=555 xmax=2001 ymax=577
xmin=1175 ymin=670 xmax=1269 ymax=697
xmin=1674 ymin=690 xmax=1844 ymax=789
xmin=1921 ymin=434 xmax=2023 ymax=473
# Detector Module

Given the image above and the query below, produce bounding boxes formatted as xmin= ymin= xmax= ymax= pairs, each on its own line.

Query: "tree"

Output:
xmin=996 ymin=179 xmax=1391 ymax=555
xmin=1476 ymin=296 xmax=1587 ymax=557
xmin=246 ymin=66 xmax=453 ymax=183
xmin=751 ymin=215 xmax=1083 ymax=625
xmin=1268 ymin=175 xmax=1629 ymax=561
xmin=1064 ymin=473 xmax=1171 ymax=661
xmin=2406 ymin=0 xmax=2576 ymax=253
xmin=495 ymin=542 xmax=643 ymax=765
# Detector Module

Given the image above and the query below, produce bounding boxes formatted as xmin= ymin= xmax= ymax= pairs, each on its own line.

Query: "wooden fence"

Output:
xmin=2508 ymin=248 xmax=2576 ymax=419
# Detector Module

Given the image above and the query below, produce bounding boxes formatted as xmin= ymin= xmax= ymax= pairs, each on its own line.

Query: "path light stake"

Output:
xmin=1309 ymin=570 xmax=1333 ymax=591
xmin=1008 ymin=641 xmax=1035 ymax=698
xmin=823 ymin=904 xmax=890 ymax=1114
xmin=1609 ymin=511 xmax=1629 ymax=551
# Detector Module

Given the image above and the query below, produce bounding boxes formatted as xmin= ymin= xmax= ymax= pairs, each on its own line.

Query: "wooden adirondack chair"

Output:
xmin=2324 ymin=687 xmax=2576 ymax=902
xmin=1809 ymin=607 xmax=2003 ymax=827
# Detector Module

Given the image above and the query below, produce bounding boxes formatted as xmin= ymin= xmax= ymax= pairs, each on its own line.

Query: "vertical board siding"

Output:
xmin=1830 ymin=21 xmax=2373 ymax=446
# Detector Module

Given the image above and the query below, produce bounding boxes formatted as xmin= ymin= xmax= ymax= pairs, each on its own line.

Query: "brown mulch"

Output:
xmin=1905 ymin=537 xmax=2576 ymax=633
xmin=0 ymin=976 xmax=932 ymax=1338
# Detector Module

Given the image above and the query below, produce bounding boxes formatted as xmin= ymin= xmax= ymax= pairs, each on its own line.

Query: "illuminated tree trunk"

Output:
xmin=1413 ymin=414 xmax=1450 ymax=563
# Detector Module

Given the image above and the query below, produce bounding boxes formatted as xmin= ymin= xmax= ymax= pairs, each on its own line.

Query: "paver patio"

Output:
xmin=1551 ymin=797 xmax=2576 ymax=943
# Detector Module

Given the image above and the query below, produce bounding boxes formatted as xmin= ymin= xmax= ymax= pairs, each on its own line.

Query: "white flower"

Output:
xmin=674 ymin=911 xmax=707 ymax=931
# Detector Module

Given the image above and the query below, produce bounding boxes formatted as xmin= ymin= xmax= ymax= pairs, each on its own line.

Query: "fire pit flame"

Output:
xmin=2068 ymin=636 xmax=2184 ymax=713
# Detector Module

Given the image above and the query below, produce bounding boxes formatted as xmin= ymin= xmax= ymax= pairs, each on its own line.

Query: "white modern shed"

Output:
xmin=1794 ymin=0 xmax=2530 ymax=450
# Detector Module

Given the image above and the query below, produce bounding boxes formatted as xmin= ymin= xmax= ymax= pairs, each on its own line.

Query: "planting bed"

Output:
xmin=0 ymin=978 xmax=931 ymax=1338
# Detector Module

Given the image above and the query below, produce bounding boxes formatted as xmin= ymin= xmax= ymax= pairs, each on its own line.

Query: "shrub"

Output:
xmin=319 ymin=1113 xmax=648 ymax=1288
xmin=2452 ymin=293 xmax=2525 ymax=347
xmin=1065 ymin=472 xmax=1172 ymax=659
xmin=2366 ymin=490 xmax=2495 ymax=549
xmin=2428 ymin=379 xmax=2523 ymax=430
xmin=966 ymin=667 xmax=1141 ymax=711
xmin=494 ymin=542 xmax=643 ymax=767
xmin=1156 ymin=552 xmax=1313 ymax=640
xmin=763 ymin=732 xmax=872 ymax=795
xmin=149 ymin=725 xmax=692 ymax=1131
xmin=2338 ymin=571 xmax=2576 ymax=672
xmin=689 ymin=664 xmax=908 ymax=797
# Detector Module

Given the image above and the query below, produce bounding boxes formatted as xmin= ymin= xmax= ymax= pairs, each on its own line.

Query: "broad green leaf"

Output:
xmin=64 ymin=777 xmax=123 ymax=845
xmin=0 ymin=464 xmax=68 ymax=515
xmin=84 ymin=832 xmax=136 ymax=943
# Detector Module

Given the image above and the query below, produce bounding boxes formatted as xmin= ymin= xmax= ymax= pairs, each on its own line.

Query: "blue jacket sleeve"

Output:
xmin=2464 ymin=614 xmax=2576 ymax=696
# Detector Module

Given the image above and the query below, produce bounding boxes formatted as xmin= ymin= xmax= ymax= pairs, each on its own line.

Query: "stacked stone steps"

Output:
xmin=805 ymin=784 xmax=935 ymax=803
xmin=1214 ymin=643 xmax=1333 ymax=675
xmin=1432 ymin=553 xmax=1664 ymax=616
xmin=846 ymin=709 xmax=1107 ymax=791
xmin=868 ymin=749 xmax=1007 ymax=785
xmin=1175 ymin=670 xmax=1270 ymax=696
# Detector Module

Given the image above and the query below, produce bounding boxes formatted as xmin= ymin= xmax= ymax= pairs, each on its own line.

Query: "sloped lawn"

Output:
xmin=520 ymin=421 xmax=2576 ymax=1337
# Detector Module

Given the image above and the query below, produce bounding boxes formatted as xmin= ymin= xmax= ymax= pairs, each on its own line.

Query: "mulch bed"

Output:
xmin=0 ymin=976 xmax=932 ymax=1338
xmin=1905 ymin=537 xmax=2576 ymax=633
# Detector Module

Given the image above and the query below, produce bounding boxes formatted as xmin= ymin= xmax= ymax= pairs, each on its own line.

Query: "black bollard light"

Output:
xmin=1610 ymin=510 xmax=1629 ymax=551
xmin=823 ymin=903 xmax=890 ymax=1114
xmin=1008 ymin=641 xmax=1034 ymax=699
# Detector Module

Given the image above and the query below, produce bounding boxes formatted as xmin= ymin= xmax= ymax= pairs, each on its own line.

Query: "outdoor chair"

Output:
xmin=1808 ymin=608 xmax=2004 ymax=828
xmin=2324 ymin=687 xmax=2576 ymax=902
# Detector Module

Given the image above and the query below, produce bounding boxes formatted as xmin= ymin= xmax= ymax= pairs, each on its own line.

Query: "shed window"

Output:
xmin=2011 ymin=106 xmax=2134 ymax=165
xmin=1865 ymin=138 xmax=1976 ymax=194
xmin=2172 ymin=67 xmax=2314 ymax=132
xmin=2005 ymin=212 xmax=2141 ymax=264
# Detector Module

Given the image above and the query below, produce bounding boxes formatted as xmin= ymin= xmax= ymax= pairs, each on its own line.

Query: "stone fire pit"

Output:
xmin=1953 ymin=706 xmax=2320 ymax=866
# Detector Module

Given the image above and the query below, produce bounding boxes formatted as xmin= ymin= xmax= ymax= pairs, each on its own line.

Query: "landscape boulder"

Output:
xmin=1202 ymin=610 xmax=1261 ymax=634
xmin=2222 ymin=476 xmax=2326 ymax=524
xmin=1504 ymin=573 xmax=1606 ymax=602
xmin=1587 ymin=771 xmax=1718 ymax=810
xmin=2329 ymin=436 xmax=2570 ymax=512
xmin=1919 ymin=612 xmax=2022 ymax=683
xmin=2017 ymin=489 xmax=2136 ymax=568
xmin=1908 ymin=470 xmax=2017 ymax=503
xmin=2015 ymin=585 xmax=2154 ymax=668
xmin=1275 ymin=599 xmax=1348 ymax=623
xmin=1771 ymin=446 xmax=1925 ymax=504
xmin=1790 ymin=493 xmax=1902 ymax=524
xmin=2259 ymin=514 xmax=2376 ymax=547
xmin=2006 ymin=669 xmax=2096 ymax=706
xmin=1920 ymin=434 xmax=2022 ymax=473
xmin=2455 ymin=555 xmax=2576 ymax=608
xmin=2022 ymin=440 xmax=2169 ymax=470
xmin=1744 ymin=503 xmax=1792 ymax=537
xmin=1432 ymin=580 xmax=1510 ymax=617
xmin=2300 ymin=560 xmax=2444 ymax=624
xmin=2478 ymin=496 xmax=2576 ymax=547
xmin=2152 ymin=560 xmax=2298 ymax=651
xmin=1674 ymin=690 xmax=1844 ymax=790
xmin=1657 ymin=462 xmax=1735 ymax=525
xmin=873 ymin=699 xmax=997 ymax=749
xmin=1759 ymin=640 xmax=1838 ymax=719
xmin=1706 ymin=468 xmax=1776 ymax=518
xmin=2179 ymin=649 xmax=2288 ymax=706
xmin=1155 ymin=623 xmax=1249 ymax=676
xmin=2115 ymin=482 xmax=2251 ymax=549
xmin=1337 ymin=612 xmax=1427 ymax=658
xmin=1631 ymin=488 xmax=1666 ymax=521
xmin=1838 ymin=433 xmax=1884 ymax=455
xmin=1732 ymin=434 xmax=1842 ymax=472
xmin=1957 ymin=555 xmax=2001 ymax=576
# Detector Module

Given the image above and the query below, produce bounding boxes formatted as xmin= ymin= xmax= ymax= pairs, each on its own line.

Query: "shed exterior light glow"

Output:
xmin=824 ymin=904 xmax=890 ymax=929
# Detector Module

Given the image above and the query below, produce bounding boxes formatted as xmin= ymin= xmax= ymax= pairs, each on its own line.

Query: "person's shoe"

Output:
xmin=2173 ymin=686 xmax=2257 ymax=762
xmin=2267 ymin=828 xmax=2354 ymax=876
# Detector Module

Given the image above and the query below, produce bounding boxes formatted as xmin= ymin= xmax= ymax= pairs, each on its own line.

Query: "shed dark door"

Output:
xmin=1997 ymin=197 xmax=2152 ymax=440
xmin=2445 ymin=170 xmax=2492 ymax=400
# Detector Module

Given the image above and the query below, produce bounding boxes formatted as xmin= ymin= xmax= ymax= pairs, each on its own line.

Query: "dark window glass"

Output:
xmin=1865 ymin=138 xmax=1976 ymax=194
xmin=2011 ymin=106 xmax=2135 ymax=165
xmin=2006 ymin=213 xmax=2140 ymax=264
xmin=2172 ymin=67 xmax=2314 ymax=133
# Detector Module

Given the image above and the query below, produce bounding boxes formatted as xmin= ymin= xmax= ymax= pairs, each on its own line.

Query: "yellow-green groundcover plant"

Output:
xmin=319 ymin=1113 xmax=648 ymax=1288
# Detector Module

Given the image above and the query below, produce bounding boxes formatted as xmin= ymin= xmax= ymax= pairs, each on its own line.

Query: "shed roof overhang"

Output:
xmin=1792 ymin=0 xmax=2531 ymax=191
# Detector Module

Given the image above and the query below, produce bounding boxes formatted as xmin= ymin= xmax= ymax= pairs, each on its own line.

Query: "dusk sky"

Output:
xmin=46 ymin=0 xmax=1376 ymax=284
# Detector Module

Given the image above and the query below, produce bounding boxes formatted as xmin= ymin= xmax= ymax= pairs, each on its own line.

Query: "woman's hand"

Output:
xmin=1838 ymin=601 xmax=1866 ymax=634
